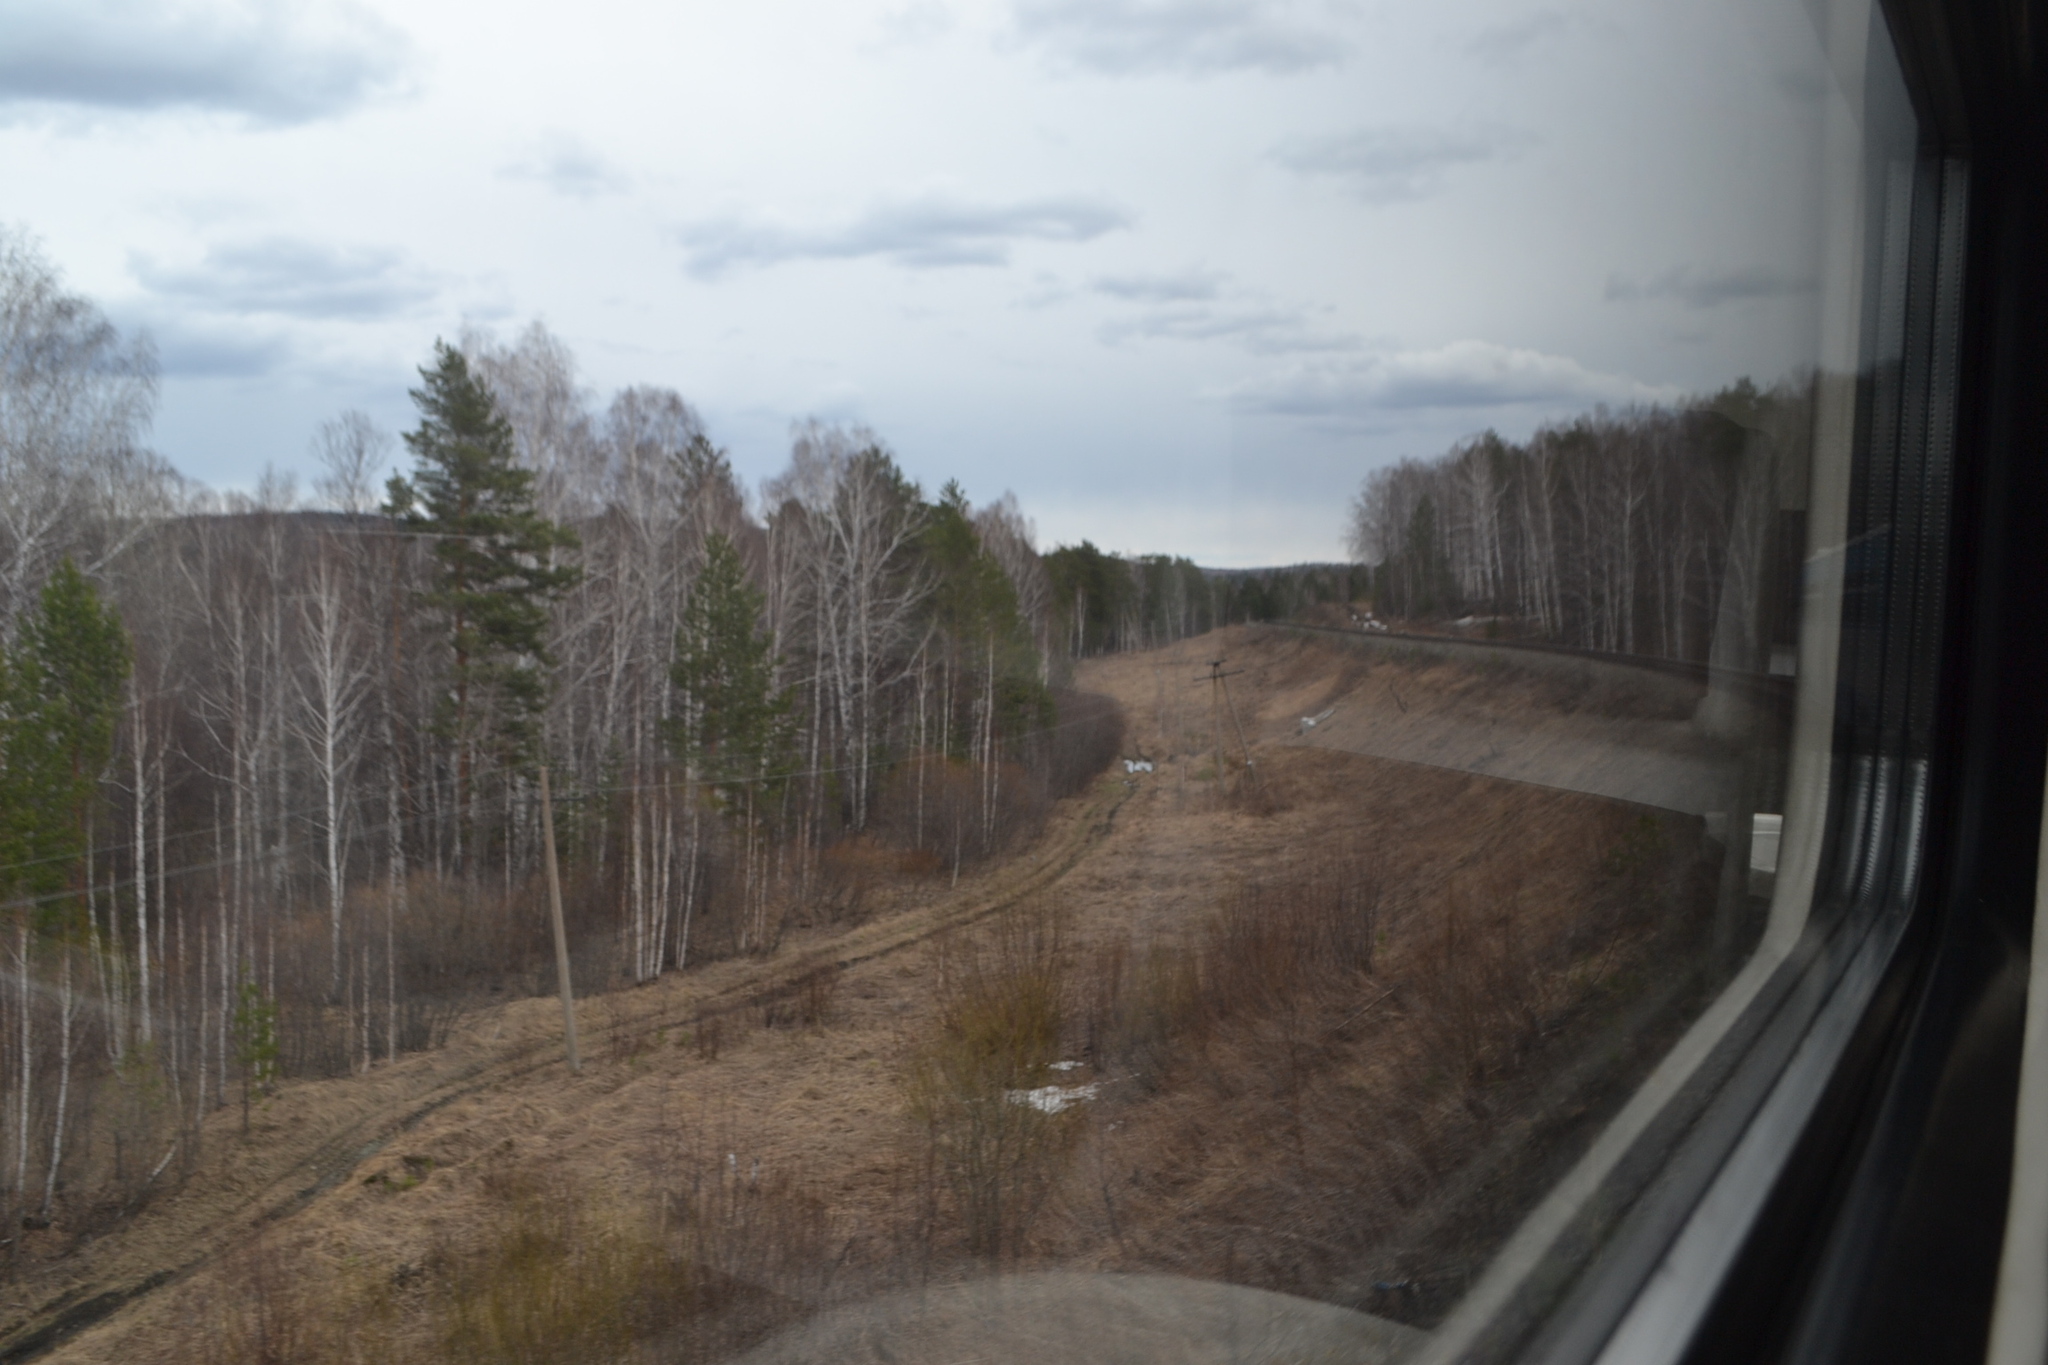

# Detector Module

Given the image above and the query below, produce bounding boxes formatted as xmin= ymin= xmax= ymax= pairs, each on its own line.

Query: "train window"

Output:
xmin=0 ymin=0 xmax=1982 ymax=1360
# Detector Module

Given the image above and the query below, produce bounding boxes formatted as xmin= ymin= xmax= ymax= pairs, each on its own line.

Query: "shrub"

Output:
xmin=907 ymin=901 xmax=1078 ymax=1260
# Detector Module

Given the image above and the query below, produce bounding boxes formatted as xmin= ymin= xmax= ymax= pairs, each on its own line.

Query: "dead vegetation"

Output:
xmin=182 ymin=1141 xmax=851 ymax=1365
xmin=28 ymin=626 xmax=1755 ymax=1362
xmin=907 ymin=902 xmax=1080 ymax=1262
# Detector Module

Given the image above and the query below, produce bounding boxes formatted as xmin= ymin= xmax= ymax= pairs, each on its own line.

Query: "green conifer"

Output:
xmin=385 ymin=342 xmax=579 ymax=808
xmin=669 ymin=533 xmax=793 ymax=811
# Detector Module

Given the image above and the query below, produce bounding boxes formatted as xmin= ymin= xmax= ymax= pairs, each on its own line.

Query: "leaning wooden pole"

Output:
xmin=538 ymin=765 xmax=581 ymax=1074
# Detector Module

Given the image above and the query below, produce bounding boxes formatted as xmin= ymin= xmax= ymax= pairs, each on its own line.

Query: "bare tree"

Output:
xmin=311 ymin=411 xmax=391 ymax=515
xmin=291 ymin=541 xmax=373 ymax=1000
xmin=768 ymin=422 xmax=931 ymax=830
xmin=0 ymin=226 xmax=162 ymax=633
xmin=976 ymin=492 xmax=1053 ymax=684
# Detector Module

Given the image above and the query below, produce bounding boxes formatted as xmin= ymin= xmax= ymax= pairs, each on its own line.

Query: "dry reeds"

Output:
xmin=182 ymin=1152 xmax=846 ymax=1365
xmin=907 ymin=900 xmax=1079 ymax=1260
xmin=1082 ymin=845 xmax=1384 ymax=1089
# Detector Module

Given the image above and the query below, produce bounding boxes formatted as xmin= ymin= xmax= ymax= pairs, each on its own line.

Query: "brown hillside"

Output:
xmin=19 ymin=625 xmax=1743 ymax=1363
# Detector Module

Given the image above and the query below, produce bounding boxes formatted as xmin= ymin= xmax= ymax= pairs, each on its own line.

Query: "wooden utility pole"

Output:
xmin=1220 ymin=670 xmax=1256 ymax=787
xmin=1199 ymin=660 xmax=1248 ymax=800
xmin=538 ymin=765 xmax=581 ymax=1074
xmin=1207 ymin=661 xmax=1226 ymax=798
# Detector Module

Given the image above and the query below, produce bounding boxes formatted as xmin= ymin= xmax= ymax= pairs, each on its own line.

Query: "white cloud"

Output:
xmin=0 ymin=0 xmax=412 ymax=124
xmin=1010 ymin=0 xmax=1350 ymax=75
xmin=132 ymin=238 xmax=439 ymax=320
xmin=119 ymin=312 xmax=293 ymax=377
xmin=1230 ymin=340 xmax=1681 ymax=418
xmin=1092 ymin=267 xmax=1226 ymax=302
xmin=1605 ymin=265 xmax=1814 ymax=309
xmin=678 ymin=196 xmax=1130 ymax=278
xmin=1272 ymin=125 xmax=1527 ymax=203
xmin=500 ymin=134 xmax=631 ymax=199
xmin=1101 ymin=304 xmax=1357 ymax=355
xmin=877 ymin=0 xmax=957 ymax=44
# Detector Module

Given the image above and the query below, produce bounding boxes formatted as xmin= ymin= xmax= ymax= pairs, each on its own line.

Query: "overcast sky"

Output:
xmin=1 ymin=0 xmax=1845 ymax=565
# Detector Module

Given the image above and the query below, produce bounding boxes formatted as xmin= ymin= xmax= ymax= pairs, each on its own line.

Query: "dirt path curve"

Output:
xmin=0 ymin=781 xmax=1132 ymax=1363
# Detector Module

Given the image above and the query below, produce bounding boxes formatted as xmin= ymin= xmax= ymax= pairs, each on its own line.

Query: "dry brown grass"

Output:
xmin=907 ymin=901 xmax=1080 ymax=1262
xmin=175 ymin=1149 xmax=848 ymax=1365
xmin=28 ymin=625 xmax=1746 ymax=1361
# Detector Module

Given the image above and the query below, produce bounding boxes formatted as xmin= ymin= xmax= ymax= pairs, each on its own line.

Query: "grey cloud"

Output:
xmin=0 ymin=0 xmax=411 ymax=124
xmin=1092 ymin=267 xmax=1225 ymax=302
xmin=124 ymin=317 xmax=291 ymax=378
xmin=133 ymin=239 xmax=439 ymax=320
xmin=1466 ymin=10 xmax=1576 ymax=62
xmin=1273 ymin=126 xmax=1523 ymax=203
xmin=679 ymin=196 xmax=1129 ymax=278
xmin=1606 ymin=265 xmax=1813 ymax=309
xmin=1100 ymin=304 xmax=1356 ymax=355
xmin=1010 ymin=0 xmax=1348 ymax=76
xmin=501 ymin=135 xmax=630 ymax=198
xmin=1230 ymin=340 xmax=1678 ymax=419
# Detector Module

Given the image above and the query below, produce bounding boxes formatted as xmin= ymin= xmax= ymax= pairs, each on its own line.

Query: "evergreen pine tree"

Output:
xmin=669 ymin=533 xmax=793 ymax=811
xmin=3 ymin=560 xmax=130 ymax=927
xmin=385 ymin=342 xmax=579 ymax=847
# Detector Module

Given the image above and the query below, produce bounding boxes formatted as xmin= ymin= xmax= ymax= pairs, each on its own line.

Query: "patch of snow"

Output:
xmin=1007 ymin=1082 xmax=1100 ymax=1114
xmin=1123 ymin=759 xmax=1154 ymax=774
xmin=1049 ymin=1060 xmax=1083 ymax=1072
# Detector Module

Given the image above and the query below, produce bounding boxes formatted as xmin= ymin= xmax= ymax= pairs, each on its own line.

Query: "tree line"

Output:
xmin=0 ymin=232 xmax=1123 ymax=1246
xmin=1348 ymin=378 xmax=1813 ymax=669
xmin=1043 ymin=542 xmax=1365 ymax=658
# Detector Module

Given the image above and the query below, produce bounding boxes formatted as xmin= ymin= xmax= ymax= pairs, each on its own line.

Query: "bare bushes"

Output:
xmin=186 ymin=1234 xmax=392 ymax=1365
xmin=759 ymin=960 xmax=842 ymax=1029
xmin=1407 ymin=876 xmax=1558 ymax=1086
xmin=869 ymin=756 xmax=1046 ymax=880
xmin=183 ymin=1155 xmax=845 ymax=1365
xmin=441 ymin=1157 xmax=841 ymax=1363
xmin=1083 ymin=848 xmax=1385 ymax=1089
xmin=652 ymin=1146 xmax=842 ymax=1353
xmin=1037 ymin=687 xmax=1125 ymax=799
xmin=865 ymin=689 xmax=1124 ymax=889
xmin=908 ymin=902 xmax=1079 ymax=1260
xmin=1078 ymin=808 xmax=1723 ymax=1321
xmin=1406 ymin=812 xmax=1710 ymax=1088
xmin=436 ymin=1176 xmax=655 ymax=1365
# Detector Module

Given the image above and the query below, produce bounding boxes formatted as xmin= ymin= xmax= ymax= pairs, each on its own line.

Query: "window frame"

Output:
xmin=1400 ymin=0 xmax=2048 ymax=1357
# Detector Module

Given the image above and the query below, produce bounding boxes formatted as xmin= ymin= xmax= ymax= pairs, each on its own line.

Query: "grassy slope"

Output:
xmin=24 ymin=624 xmax=1736 ymax=1361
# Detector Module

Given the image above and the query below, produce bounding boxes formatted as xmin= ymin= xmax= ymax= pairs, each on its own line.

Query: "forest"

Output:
xmin=1348 ymin=377 xmax=1814 ymax=669
xmin=0 ymin=233 xmax=1132 ymax=1240
xmin=1043 ymin=544 xmax=1363 ymax=656
xmin=0 ymin=212 xmax=1807 ymax=1285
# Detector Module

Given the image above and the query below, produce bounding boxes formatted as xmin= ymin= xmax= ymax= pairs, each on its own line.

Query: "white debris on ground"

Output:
xmin=1049 ymin=1060 xmax=1084 ymax=1072
xmin=1007 ymin=1082 xmax=1101 ymax=1114
xmin=1123 ymin=759 xmax=1154 ymax=774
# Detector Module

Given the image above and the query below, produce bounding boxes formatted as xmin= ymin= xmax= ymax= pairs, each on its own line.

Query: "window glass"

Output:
xmin=0 ymin=0 xmax=1942 ymax=1360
